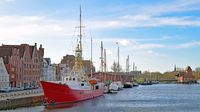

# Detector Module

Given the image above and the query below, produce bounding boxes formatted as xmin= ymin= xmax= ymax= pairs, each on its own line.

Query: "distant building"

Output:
xmin=174 ymin=65 xmax=184 ymax=72
xmin=0 ymin=43 xmax=44 ymax=88
xmin=177 ymin=66 xmax=195 ymax=83
xmin=82 ymin=60 xmax=95 ymax=74
xmin=0 ymin=57 xmax=10 ymax=90
xmin=60 ymin=54 xmax=95 ymax=74
xmin=195 ymin=67 xmax=200 ymax=72
xmin=61 ymin=54 xmax=75 ymax=70
xmin=42 ymin=58 xmax=56 ymax=81
xmin=54 ymin=64 xmax=61 ymax=81
xmin=59 ymin=64 xmax=69 ymax=81
xmin=90 ymin=72 xmax=133 ymax=84
xmin=130 ymin=70 xmax=142 ymax=76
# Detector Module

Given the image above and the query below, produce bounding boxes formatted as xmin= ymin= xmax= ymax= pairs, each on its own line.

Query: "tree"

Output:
xmin=111 ymin=61 xmax=122 ymax=72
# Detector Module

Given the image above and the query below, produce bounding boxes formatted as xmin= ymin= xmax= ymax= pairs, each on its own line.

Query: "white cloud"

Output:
xmin=6 ymin=0 xmax=15 ymax=2
xmin=147 ymin=50 xmax=167 ymax=57
xmin=85 ymin=0 xmax=200 ymax=29
xmin=118 ymin=39 xmax=136 ymax=46
xmin=87 ymin=15 xmax=200 ymax=29
xmin=0 ymin=15 xmax=77 ymax=39
xmin=0 ymin=0 xmax=15 ymax=3
xmin=176 ymin=41 xmax=200 ymax=49
xmin=132 ymin=43 xmax=165 ymax=50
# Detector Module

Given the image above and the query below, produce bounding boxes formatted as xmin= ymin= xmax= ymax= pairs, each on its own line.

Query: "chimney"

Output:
xmin=35 ymin=43 xmax=37 ymax=48
xmin=40 ymin=44 xmax=42 ymax=49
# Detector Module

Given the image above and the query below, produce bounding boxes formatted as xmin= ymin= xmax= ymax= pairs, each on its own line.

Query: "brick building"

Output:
xmin=61 ymin=54 xmax=95 ymax=74
xmin=61 ymin=54 xmax=75 ymax=70
xmin=177 ymin=66 xmax=195 ymax=83
xmin=0 ymin=43 xmax=44 ymax=88
xmin=90 ymin=72 xmax=133 ymax=84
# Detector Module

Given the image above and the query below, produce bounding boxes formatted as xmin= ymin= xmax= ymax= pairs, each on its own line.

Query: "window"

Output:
xmin=11 ymin=68 xmax=15 ymax=71
xmin=95 ymin=85 xmax=99 ymax=90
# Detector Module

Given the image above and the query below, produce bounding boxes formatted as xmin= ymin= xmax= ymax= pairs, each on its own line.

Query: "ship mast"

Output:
xmin=90 ymin=37 xmax=93 ymax=78
xmin=79 ymin=6 xmax=82 ymax=53
xmin=74 ymin=6 xmax=84 ymax=77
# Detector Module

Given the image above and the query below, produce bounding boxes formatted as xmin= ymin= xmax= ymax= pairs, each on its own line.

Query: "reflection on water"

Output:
xmin=4 ymin=84 xmax=200 ymax=112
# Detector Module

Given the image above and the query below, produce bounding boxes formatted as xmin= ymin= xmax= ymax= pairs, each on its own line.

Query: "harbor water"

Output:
xmin=4 ymin=84 xmax=200 ymax=112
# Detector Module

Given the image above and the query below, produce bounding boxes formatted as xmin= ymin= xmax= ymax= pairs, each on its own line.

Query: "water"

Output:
xmin=4 ymin=84 xmax=200 ymax=112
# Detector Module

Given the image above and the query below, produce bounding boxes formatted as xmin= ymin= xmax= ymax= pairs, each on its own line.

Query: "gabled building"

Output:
xmin=0 ymin=57 xmax=10 ymax=90
xmin=0 ymin=43 xmax=44 ymax=88
xmin=177 ymin=66 xmax=195 ymax=83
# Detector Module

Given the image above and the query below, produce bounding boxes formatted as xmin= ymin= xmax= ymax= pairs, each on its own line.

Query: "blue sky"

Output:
xmin=0 ymin=0 xmax=200 ymax=72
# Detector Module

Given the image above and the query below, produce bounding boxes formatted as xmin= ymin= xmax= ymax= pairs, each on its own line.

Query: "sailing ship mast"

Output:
xmin=90 ymin=37 xmax=93 ymax=78
xmin=104 ymin=49 xmax=107 ymax=73
xmin=126 ymin=55 xmax=129 ymax=73
xmin=74 ymin=6 xmax=85 ymax=78
xmin=100 ymin=41 xmax=103 ymax=73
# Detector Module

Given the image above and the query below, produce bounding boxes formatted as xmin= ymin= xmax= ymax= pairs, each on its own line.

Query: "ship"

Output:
xmin=40 ymin=7 xmax=105 ymax=105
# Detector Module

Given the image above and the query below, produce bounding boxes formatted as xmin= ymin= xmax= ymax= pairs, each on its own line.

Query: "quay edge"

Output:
xmin=0 ymin=95 xmax=44 ymax=110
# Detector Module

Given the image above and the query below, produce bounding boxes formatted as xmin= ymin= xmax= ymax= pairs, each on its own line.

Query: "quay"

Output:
xmin=0 ymin=89 xmax=44 ymax=110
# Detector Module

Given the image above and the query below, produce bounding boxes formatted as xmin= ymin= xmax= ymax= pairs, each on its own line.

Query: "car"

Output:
xmin=0 ymin=88 xmax=11 ymax=93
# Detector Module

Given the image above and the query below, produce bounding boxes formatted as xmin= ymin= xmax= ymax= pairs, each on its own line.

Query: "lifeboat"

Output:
xmin=89 ymin=79 xmax=97 ymax=85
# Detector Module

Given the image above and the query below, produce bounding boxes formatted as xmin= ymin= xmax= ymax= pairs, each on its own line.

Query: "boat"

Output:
xmin=140 ymin=80 xmax=152 ymax=85
xmin=132 ymin=82 xmax=139 ymax=87
xmin=40 ymin=7 xmax=105 ymax=105
xmin=109 ymin=82 xmax=119 ymax=91
xmin=116 ymin=81 xmax=124 ymax=90
xmin=197 ymin=79 xmax=200 ymax=84
xmin=123 ymin=82 xmax=133 ymax=88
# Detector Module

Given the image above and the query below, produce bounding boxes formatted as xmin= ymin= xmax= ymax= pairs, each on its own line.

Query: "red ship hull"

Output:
xmin=40 ymin=81 xmax=105 ymax=105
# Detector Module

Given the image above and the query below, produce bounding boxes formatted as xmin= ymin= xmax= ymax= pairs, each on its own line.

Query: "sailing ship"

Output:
xmin=40 ymin=7 xmax=105 ymax=105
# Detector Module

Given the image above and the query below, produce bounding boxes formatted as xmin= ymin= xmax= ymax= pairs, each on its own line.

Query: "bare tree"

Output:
xmin=111 ymin=61 xmax=122 ymax=72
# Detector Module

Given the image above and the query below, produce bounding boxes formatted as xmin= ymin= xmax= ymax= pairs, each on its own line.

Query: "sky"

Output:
xmin=0 ymin=0 xmax=200 ymax=73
